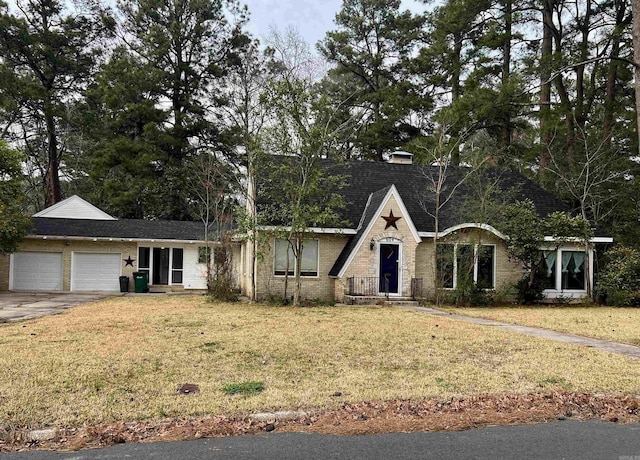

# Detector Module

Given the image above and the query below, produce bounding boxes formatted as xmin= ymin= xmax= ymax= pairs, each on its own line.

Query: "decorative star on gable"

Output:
xmin=381 ymin=210 xmax=402 ymax=230
xmin=124 ymin=255 xmax=136 ymax=267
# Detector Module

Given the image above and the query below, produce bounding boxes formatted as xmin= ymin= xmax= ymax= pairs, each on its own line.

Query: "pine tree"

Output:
xmin=319 ymin=0 xmax=427 ymax=161
xmin=0 ymin=0 xmax=113 ymax=207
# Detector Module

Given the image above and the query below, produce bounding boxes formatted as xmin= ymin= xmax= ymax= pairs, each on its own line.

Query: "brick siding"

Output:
xmin=1 ymin=239 xmax=138 ymax=291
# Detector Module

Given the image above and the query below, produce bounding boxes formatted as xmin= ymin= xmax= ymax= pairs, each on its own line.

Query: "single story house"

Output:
xmin=0 ymin=153 xmax=611 ymax=301
xmin=237 ymin=152 xmax=612 ymax=303
xmin=0 ymin=195 xmax=240 ymax=292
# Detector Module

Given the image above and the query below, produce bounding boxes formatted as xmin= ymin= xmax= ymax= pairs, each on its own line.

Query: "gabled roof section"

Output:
xmin=257 ymin=157 xmax=603 ymax=236
xmin=328 ymin=161 xmax=574 ymax=233
xmin=329 ymin=186 xmax=390 ymax=277
xmin=33 ymin=195 xmax=116 ymax=220
xmin=329 ymin=184 xmax=421 ymax=278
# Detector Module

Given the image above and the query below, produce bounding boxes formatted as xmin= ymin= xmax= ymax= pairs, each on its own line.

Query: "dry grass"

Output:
xmin=0 ymin=296 xmax=639 ymax=428
xmin=443 ymin=306 xmax=640 ymax=346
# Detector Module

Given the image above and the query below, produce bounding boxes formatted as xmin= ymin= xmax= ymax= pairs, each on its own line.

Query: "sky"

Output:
xmin=242 ymin=0 xmax=427 ymax=48
xmin=6 ymin=0 xmax=426 ymax=50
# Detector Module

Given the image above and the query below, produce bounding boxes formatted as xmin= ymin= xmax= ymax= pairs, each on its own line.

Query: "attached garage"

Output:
xmin=0 ymin=196 xmax=217 ymax=293
xmin=11 ymin=252 xmax=63 ymax=291
xmin=71 ymin=253 xmax=122 ymax=291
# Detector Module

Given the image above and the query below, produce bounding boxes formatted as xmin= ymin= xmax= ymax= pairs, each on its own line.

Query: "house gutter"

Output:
xmin=543 ymin=236 xmax=613 ymax=243
xmin=25 ymin=235 xmax=236 ymax=245
xmin=256 ymin=226 xmax=357 ymax=235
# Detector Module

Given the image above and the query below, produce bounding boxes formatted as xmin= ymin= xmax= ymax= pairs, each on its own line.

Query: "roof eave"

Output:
xmin=24 ymin=235 xmax=228 ymax=245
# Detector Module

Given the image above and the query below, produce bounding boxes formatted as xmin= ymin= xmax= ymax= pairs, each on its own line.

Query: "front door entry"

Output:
xmin=152 ymin=248 xmax=170 ymax=285
xmin=379 ymin=243 xmax=399 ymax=294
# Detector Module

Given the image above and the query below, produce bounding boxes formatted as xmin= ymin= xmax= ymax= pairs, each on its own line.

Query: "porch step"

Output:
xmin=384 ymin=299 xmax=421 ymax=307
xmin=343 ymin=295 xmax=421 ymax=307
xmin=147 ymin=285 xmax=185 ymax=293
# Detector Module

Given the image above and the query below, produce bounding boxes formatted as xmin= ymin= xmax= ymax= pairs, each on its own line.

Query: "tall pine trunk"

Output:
xmin=501 ymin=0 xmax=512 ymax=147
xmin=539 ymin=1 xmax=554 ymax=170
xmin=632 ymin=0 xmax=640 ymax=156
xmin=44 ymin=97 xmax=61 ymax=207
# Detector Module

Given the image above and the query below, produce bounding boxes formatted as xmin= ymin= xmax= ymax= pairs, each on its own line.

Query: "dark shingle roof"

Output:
xmin=30 ymin=217 xmax=209 ymax=241
xmin=259 ymin=159 xmax=574 ymax=233
xmin=329 ymin=185 xmax=391 ymax=277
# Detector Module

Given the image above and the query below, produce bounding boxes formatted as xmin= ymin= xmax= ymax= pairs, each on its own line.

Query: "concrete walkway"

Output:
xmin=401 ymin=305 xmax=640 ymax=360
xmin=0 ymin=292 xmax=123 ymax=323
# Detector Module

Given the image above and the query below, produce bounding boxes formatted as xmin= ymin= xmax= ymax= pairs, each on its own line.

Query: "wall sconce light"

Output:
xmin=369 ymin=239 xmax=375 ymax=250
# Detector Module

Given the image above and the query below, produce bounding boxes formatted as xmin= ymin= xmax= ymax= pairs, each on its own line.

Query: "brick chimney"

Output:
xmin=387 ymin=151 xmax=413 ymax=164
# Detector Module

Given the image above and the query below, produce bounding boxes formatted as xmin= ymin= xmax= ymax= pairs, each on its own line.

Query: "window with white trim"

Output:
xmin=198 ymin=247 xmax=211 ymax=264
xmin=137 ymin=246 xmax=184 ymax=285
xmin=539 ymin=249 xmax=587 ymax=291
xmin=274 ymin=239 xmax=319 ymax=277
xmin=437 ymin=243 xmax=495 ymax=289
xmin=274 ymin=239 xmax=294 ymax=276
xmin=171 ymin=248 xmax=183 ymax=284
xmin=456 ymin=244 xmax=474 ymax=286
xmin=138 ymin=247 xmax=150 ymax=279
xmin=561 ymin=251 xmax=585 ymax=290
xmin=539 ymin=250 xmax=557 ymax=289
xmin=436 ymin=244 xmax=454 ymax=289
xmin=476 ymin=245 xmax=495 ymax=289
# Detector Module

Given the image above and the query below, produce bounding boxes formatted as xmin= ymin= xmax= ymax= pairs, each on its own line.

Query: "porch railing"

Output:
xmin=346 ymin=277 xmax=388 ymax=297
xmin=345 ymin=276 xmax=425 ymax=300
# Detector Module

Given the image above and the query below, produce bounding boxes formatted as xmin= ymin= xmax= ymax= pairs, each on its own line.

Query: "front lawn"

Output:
xmin=442 ymin=306 xmax=640 ymax=346
xmin=0 ymin=296 xmax=639 ymax=428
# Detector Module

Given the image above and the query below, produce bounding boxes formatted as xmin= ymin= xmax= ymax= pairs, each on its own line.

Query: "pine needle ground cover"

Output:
xmin=0 ymin=296 xmax=638 ymax=429
xmin=443 ymin=306 xmax=640 ymax=346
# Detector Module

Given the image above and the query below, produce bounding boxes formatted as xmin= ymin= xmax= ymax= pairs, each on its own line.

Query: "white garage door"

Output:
xmin=12 ymin=252 xmax=63 ymax=291
xmin=71 ymin=253 xmax=121 ymax=291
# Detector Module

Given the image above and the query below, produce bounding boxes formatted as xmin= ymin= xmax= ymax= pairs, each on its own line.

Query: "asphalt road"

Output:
xmin=5 ymin=420 xmax=640 ymax=460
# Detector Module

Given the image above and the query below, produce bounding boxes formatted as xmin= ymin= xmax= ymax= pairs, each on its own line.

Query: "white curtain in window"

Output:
xmin=561 ymin=252 xmax=573 ymax=273
xmin=543 ymin=251 xmax=557 ymax=276
xmin=572 ymin=252 xmax=585 ymax=274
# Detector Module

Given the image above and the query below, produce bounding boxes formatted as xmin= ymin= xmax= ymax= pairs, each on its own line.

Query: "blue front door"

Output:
xmin=379 ymin=244 xmax=399 ymax=294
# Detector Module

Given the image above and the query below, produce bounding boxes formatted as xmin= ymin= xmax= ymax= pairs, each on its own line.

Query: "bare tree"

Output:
xmin=416 ymin=127 xmax=488 ymax=304
xmin=188 ymin=153 xmax=234 ymax=298
xmin=259 ymin=27 xmax=353 ymax=307
xmin=546 ymin=127 xmax=631 ymax=226
xmin=221 ymin=39 xmax=270 ymax=302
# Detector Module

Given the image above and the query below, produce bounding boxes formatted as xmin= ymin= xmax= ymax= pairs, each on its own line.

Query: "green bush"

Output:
xmin=452 ymin=274 xmax=489 ymax=306
xmin=207 ymin=278 xmax=238 ymax=302
xmin=595 ymin=247 xmax=640 ymax=306
xmin=514 ymin=276 xmax=545 ymax=304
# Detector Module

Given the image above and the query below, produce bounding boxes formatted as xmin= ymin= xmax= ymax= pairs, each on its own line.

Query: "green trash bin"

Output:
xmin=133 ymin=271 xmax=148 ymax=293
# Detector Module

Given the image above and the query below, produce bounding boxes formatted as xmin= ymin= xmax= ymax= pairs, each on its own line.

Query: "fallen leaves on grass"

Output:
xmin=2 ymin=298 xmax=640 ymax=428
xmin=2 ymin=392 xmax=640 ymax=452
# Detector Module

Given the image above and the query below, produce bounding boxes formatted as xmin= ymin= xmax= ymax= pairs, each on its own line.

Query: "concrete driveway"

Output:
xmin=0 ymin=292 xmax=124 ymax=323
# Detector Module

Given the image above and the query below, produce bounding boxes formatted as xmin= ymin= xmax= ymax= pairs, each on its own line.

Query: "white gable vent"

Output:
xmin=387 ymin=151 xmax=413 ymax=165
xmin=33 ymin=195 xmax=116 ymax=220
